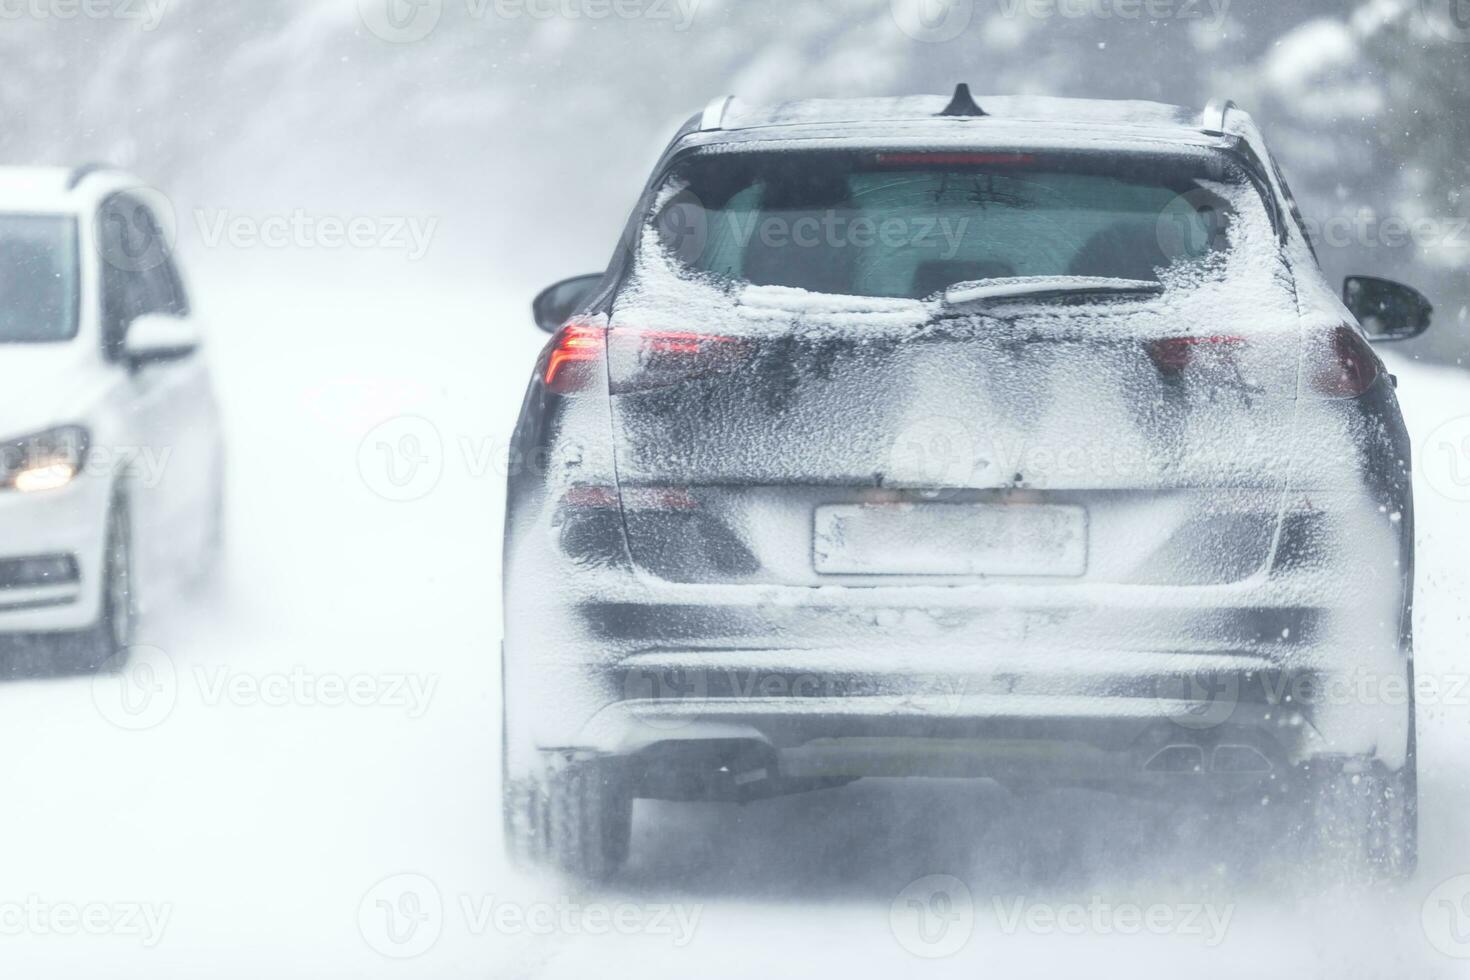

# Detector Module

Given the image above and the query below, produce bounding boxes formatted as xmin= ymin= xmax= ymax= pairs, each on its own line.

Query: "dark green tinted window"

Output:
xmin=655 ymin=151 xmax=1246 ymax=299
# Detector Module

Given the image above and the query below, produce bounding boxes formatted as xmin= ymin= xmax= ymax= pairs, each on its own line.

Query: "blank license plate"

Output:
xmin=813 ymin=503 xmax=1088 ymax=577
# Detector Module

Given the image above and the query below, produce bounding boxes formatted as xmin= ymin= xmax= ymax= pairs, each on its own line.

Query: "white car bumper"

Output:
xmin=0 ymin=475 xmax=111 ymax=633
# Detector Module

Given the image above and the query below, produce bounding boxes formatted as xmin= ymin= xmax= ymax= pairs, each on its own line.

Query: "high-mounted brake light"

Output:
xmin=544 ymin=322 xmax=607 ymax=394
xmin=1310 ymin=325 xmax=1381 ymax=398
xmin=873 ymin=152 xmax=1036 ymax=167
xmin=1147 ymin=335 xmax=1246 ymax=375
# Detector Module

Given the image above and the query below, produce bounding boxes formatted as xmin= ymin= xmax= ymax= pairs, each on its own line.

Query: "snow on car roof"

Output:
xmin=0 ymin=165 xmax=142 ymax=213
xmin=719 ymin=93 xmax=1204 ymax=134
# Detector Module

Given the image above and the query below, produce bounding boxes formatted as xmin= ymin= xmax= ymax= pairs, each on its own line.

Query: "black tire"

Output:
xmin=1301 ymin=760 xmax=1417 ymax=884
xmin=74 ymin=498 xmax=136 ymax=672
xmin=504 ymin=758 xmax=634 ymax=881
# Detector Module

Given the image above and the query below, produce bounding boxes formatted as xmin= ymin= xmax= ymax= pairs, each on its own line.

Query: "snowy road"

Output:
xmin=0 ymin=266 xmax=1467 ymax=977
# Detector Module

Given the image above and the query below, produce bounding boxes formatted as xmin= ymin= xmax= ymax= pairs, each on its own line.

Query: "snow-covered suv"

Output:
xmin=503 ymin=89 xmax=1431 ymax=881
xmin=0 ymin=166 xmax=223 ymax=673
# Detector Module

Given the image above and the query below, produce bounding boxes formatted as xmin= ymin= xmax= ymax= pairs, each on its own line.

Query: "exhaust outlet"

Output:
xmin=1144 ymin=744 xmax=1205 ymax=773
xmin=1211 ymin=744 xmax=1273 ymax=773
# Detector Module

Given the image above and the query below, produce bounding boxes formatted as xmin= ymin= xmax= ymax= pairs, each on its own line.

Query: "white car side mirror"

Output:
xmin=124 ymin=313 xmax=200 ymax=367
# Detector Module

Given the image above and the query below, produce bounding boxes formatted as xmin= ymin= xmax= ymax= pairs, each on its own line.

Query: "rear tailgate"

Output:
xmin=604 ymin=287 xmax=1303 ymax=588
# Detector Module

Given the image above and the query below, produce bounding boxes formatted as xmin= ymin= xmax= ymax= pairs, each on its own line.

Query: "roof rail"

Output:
xmin=1199 ymin=99 xmax=1237 ymax=137
xmin=65 ymin=162 xmax=117 ymax=191
xmin=699 ymin=95 xmax=734 ymax=132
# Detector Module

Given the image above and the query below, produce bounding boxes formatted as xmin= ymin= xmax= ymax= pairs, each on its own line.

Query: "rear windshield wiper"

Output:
xmin=943 ymin=276 xmax=1165 ymax=308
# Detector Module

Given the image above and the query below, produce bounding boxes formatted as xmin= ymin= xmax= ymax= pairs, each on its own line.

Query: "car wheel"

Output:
xmin=504 ymin=758 xmax=633 ymax=881
xmin=67 ymin=498 xmax=136 ymax=673
xmin=1301 ymin=760 xmax=1417 ymax=884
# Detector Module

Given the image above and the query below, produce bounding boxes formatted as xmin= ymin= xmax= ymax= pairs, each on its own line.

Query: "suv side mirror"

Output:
xmin=533 ymin=274 xmax=602 ymax=333
xmin=1344 ymin=276 xmax=1432 ymax=342
xmin=124 ymin=312 xmax=200 ymax=368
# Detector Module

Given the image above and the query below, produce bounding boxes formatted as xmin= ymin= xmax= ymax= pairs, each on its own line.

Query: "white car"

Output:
xmin=0 ymin=165 xmax=223 ymax=672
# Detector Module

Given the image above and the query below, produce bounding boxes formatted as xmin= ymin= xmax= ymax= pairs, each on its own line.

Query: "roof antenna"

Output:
xmin=938 ymin=83 xmax=987 ymax=118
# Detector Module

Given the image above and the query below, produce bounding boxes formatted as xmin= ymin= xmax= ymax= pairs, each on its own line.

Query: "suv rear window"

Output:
xmin=652 ymin=149 xmax=1257 ymax=300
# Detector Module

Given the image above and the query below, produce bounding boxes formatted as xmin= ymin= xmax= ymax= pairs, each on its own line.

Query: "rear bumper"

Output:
xmin=504 ymin=494 xmax=1413 ymax=789
xmin=574 ymin=646 xmax=1409 ymax=777
xmin=506 ymin=603 xmax=1412 ymax=790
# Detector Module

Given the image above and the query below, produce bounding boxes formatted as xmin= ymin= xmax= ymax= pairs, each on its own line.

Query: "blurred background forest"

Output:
xmin=5 ymin=0 xmax=1467 ymax=363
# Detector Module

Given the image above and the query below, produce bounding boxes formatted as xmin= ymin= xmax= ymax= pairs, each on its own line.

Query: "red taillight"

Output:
xmin=1147 ymin=335 xmax=1247 ymax=375
xmin=1310 ymin=325 xmax=1381 ymax=398
xmin=560 ymin=485 xmax=619 ymax=509
xmin=608 ymin=328 xmax=750 ymax=392
xmin=546 ymin=324 xmax=749 ymax=394
xmin=623 ymin=487 xmax=698 ymax=511
xmin=632 ymin=330 xmax=734 ymax=355
xmin=544 ymin=321 xmax=607 ymax=394
xmin=559 ymin=485 xmax=697 ymax=511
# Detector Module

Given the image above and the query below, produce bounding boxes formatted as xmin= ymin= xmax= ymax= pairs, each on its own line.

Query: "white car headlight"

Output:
xmin=0 ymin=426 xmax=90 ymax=493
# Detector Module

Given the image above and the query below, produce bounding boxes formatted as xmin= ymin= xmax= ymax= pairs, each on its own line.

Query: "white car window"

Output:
xmin=0 ymin=216 xmax=78 ymax=343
